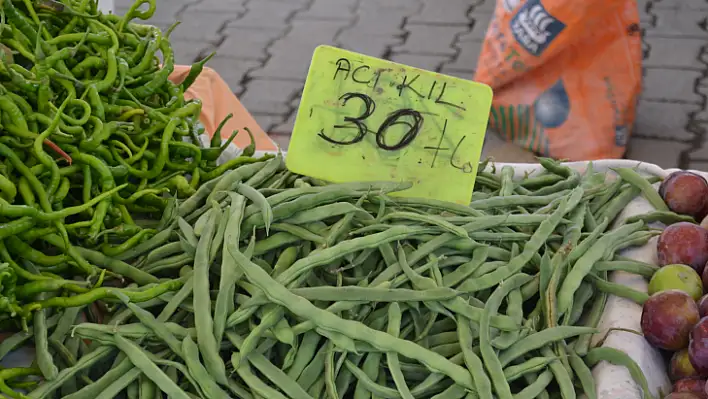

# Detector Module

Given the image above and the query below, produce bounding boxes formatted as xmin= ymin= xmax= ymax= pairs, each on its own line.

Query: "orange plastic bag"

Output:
xmin=169 ymin=66 xmax=278 ymax=152
xmin=474 ymin=0 xmax=642 ymax=161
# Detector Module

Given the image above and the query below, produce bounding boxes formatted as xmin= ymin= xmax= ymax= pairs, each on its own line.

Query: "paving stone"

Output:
xmin=148 ymin=1 xmax=193 ymax=20
xmin=687 ymin=161 xmax=708 ymax=172
xmin=228 ymin=0 xmax=304 ymax=30
xmin=642 ymin=69 xmax=703 ymax=104
xmin=171 ymin=40 xmax=214 ymax=65
xmin=114 ymin=0 xmax=132 ymax=8
xmin=240 ymin=80 xmax=303 ymax=115
xmin=641 ymin=39 xmax=651 ymax=61
xmin=204 ymin=57 xmax=262 ymax=91
xmin=445 ymin=40 xmax=483 ymax=70
xmin=277 ymin=20 xmax=346 ymax=46
xmin=168 ymin=12 xmax=241 ymax=42
xmin=633 ymin=101 xmax=700 ymax=141
xmin=250 ymin=50 xmax=316 ymax=80
xmin=271 ymin=111 xmax=298 ymax=134
xmin=183 ymin=0 xmax=247 ymax=13
xmin=464 ymin=14 xmax=494 ymax=41
xmin=625 ymin=138 xmax=688 ymax=168
xmin=296 ymin=0 xmax=358 ymax=20
xmin=357 ymin=0 xmax=423 ymax=15
xmin=408 ymin=0 xmax=472 ymax=25
xmin=269 ymin=133 xmax=292 ymax=149
xmin=686 ymin=143 xmax=708 ymax=161
xmin=393 ymin=25 xmax=466 ymax=56
xmin=653 ymin=0 xmax=708 ymax=10
xmin=337 ymin=33 xmax=403 ymax=58
xmin=346 ymin=10 xmax=410 ymax=36
xmin=645 ymin=9 xmax=708 ymax=38
xmin=695 ymin=83 xmax=708 ymax=122
xmin=252 ymin=114 xmax=288 ymax=133
xmin=471 ymin=0 xmax=497 ymax=13
xmin=644 ymin=37 xmax=707 ymax=70
xmin=639 ymin=8 xmax=653 ymax=26
xmin=217 ymin=28 xmax=284 ymax=59
xmin=389 ymin=53 xmax=453 ymax=72
xmin=439 ymin=67 xmax=476 ymax=80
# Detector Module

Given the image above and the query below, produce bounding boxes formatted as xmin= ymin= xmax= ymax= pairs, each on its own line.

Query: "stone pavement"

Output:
xmin=115 ymin=0 xmax=708 ymax=170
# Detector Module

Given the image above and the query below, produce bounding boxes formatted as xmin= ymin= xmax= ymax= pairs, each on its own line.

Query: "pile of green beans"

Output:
xmin=0 ymin=154 xmax=671 ymax=398
xmin=0 ymin=0 xmax=267 ymax=323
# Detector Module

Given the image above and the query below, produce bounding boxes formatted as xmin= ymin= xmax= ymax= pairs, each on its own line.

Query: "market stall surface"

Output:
xmin=115 ymin=0 xmax=708 ymax=169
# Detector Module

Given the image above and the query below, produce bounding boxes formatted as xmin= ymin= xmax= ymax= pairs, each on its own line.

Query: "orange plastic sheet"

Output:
xmin=169 ymin=66 xmax=279 ymax=152
xmin=474 ymin=0 xmax=642 ymax=161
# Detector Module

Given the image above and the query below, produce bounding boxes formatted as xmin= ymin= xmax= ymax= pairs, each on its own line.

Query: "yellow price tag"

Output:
xmin=286 ymin=46 xmax=493 ymax=205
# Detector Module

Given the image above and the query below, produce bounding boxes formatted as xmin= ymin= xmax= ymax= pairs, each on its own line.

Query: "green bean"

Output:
xmin=212 ymin=193 xmax=246 ymax=343
xmin=596 ymin=185 xmax=641 ymax=224
xmin=116 ymin=292 xmax=183 ymax=357
xmin=146 ymin=242 xmax=184 ymax=262
xmin=233 ymin=350 xmax=288 ymax=399
xmin=229 ymin=247 xmax=476 ymax=389
xmin=382 ymin=211 xmax=468 ymax=238
xmin=226 ymin=332 xmax=312 ymax=399
xmin=457 ymin=189 xmax=582 ymax=293
xmin=568 ymin=348 xmax=597 ymax=399
xmin=585 ymin=273 xmax=649 ymax=305
xmin=585 ymin=347 xmax=655 ymax=399
xmin=34 ymin=304 xmax=59 ymax=380
xmin=178 ymin=216 xmax=198 ymax=248
xmin=470 ymin=190 xmax=569 ymax=210
xmin=384 ymin=303 xmax=414 ymax=399
xmin=612 ymin=168 xmax=668 ymax=211
xmin=503 ymin=356 xmax=557 ymax=383
xmin=62 ymin=356 xmax=135 ymax=399
xmin=71 ymin=245 xmax=158 ymax=285
xmin=182 ymin=336 xmax=230 ymax=398
xmin=113 ymin=335 xmax=191 ymax=399
xmin=513 ymin=370 xmax=553 ymax=399
xmin=430 ymin=384 xmax=467 ymax=399
xmin=228 ymin=226 xmax=434 ymax=327
xmin=556 ymin=221 xmax=644 ymax=316
xmin=480 ymin=274 xmax=532 ymax=399
xmin=28 ymin=346 xmax=114 ymax=398
xmin=344 ymin=359 xmax=400 ymax=399
xmin=458 ymin=315 xmax=493 ymax=398
xmin=192 ymin=203 xmax=227 ymax=384
xmin=541 ymin=345 xmax=576 ymax=399
xmin=236 ymin=182 xmax=273 ymax=234
xmin=498 ymin=326 xmax=597 ymax=367
xmin=594 ymin=260 xmax=658 ymax=278
xmin=625 ymin=210 xmax=694 ymax=225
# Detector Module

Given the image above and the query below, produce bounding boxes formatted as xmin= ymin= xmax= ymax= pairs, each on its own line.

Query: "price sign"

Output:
xmin=286 ymin=46 xmax=493 ymax=205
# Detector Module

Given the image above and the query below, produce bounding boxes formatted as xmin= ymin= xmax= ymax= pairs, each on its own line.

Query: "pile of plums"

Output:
xmin=642 ymin=171 xmax=708 ymax=399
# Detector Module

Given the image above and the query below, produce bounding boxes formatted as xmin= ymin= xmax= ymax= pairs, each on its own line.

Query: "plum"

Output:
xmin=660 ymin=171 xmax=708 ymax=218
xmin=649 ymin=264 xmax=704 ymax=300
xmin=690 ymin=317 xmax=708 ymax=375
xmin=672 ymin=349 xmax=702 ymax=381
xmin=674 ymin=378 xmax=708 ymax=398
xmin=666 ymin=393 xmax=705 ymax=399
xmin=702 ymin=266 xmax=708 ymax=294
xmin=700 ymin=295 xmax=708 ymax=319
xmin=657 ymin=223 xmax=708 ymax=274
xmin=641 ymin=290 xmax=700 ymax=350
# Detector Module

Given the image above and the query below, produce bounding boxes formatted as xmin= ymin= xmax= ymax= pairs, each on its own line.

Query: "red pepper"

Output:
xmin=43 ymin=139 xmax=72 ymax=165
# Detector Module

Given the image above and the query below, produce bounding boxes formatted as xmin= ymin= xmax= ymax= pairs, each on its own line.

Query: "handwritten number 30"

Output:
xmin=318 ymin=92 xmax=424 ymax=151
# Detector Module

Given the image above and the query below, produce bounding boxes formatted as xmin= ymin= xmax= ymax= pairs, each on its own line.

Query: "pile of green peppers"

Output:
xmin=0 ymin=0 xmax=266 ymax=325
